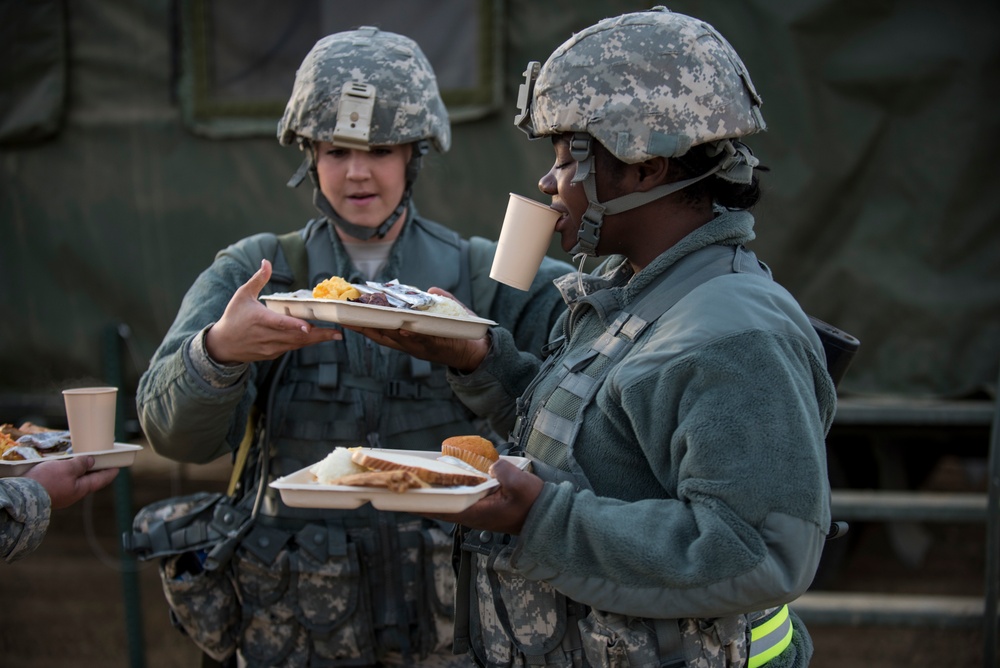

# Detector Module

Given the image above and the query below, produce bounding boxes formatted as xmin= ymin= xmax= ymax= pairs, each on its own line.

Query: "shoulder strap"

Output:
xmin=457 ymin=236 xmax=472 ymax=307
xmin=227 ymin=406 xmax=258 ymax=496
xmin=514 ymin=246 xmax=742 ymax=485
xmin=224 ymin=232 xmax=305 ymax=497
xmin=276 ymin=230 xmax=309 ymax=291
xmin=467 ymin=235 xmax=500 ymax=314
xmin=627 ymin=244 xmax=743 ymax=324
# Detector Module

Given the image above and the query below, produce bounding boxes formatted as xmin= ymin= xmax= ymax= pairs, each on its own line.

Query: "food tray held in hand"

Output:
xmin=261 ymin=292 xmax=496 ymax=340
xmin=0 ymin=443 xmax=143 ymax=477
xmin=270 ymin=449 xmax=530 ymax=514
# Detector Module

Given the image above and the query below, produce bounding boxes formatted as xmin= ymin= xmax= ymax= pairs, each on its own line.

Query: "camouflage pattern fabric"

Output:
xmin=278 ymin=27 xmax=451 ymax=152
xmin=155 ymin=516 xmax=464 ymax=666
xmin=525 ymin=6 xmax=765 ymax=163
xmin=190 ymin=519 xmax=458 ymax=667
xmin=467 ymin=541 xmax=756 ymax=667
xmin=678 ymin=616 xmax=750 ymax=668
xmin=0 ymin=477 xmax=51 ymax=563
xmin=160 ymin=553 xmax=240 ymax=661
xmin=470 ymin=548 xmax=579 ymax=666
xmin=578 ymin=610 xmax=660 ymax=667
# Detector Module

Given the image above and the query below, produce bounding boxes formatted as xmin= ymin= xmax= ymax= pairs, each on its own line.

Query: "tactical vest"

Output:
xmin=231 ymin=215 xmax=489 ymax=666
xmin=457 ymin=245 xmax=794 ymax=668
xmin=258 ymin=215 xmax=479 ymax=513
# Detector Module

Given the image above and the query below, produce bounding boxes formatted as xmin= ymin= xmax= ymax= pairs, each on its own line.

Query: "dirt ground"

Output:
xmin=1 ymin=446 xmax=993 ymax=667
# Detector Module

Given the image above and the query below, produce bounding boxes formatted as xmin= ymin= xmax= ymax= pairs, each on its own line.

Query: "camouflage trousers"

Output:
xmin=162 ymin=517 xmax=457 ymax=667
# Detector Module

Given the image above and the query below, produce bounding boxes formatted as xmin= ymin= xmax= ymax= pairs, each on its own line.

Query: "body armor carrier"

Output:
xmin=229 ymin=217 xmax=484 ymax=666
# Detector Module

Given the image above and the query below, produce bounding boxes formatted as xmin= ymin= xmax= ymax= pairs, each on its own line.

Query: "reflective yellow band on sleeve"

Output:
xmin=748 ymin=604 xmax=793 ymax=668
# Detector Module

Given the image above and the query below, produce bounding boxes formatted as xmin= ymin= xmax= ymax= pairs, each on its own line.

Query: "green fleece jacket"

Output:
xmin=449 ymin=209 xmax=836 ymax=666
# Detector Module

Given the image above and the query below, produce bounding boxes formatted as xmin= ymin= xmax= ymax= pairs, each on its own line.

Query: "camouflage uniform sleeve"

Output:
xmin=137 ymin=232 xmax=280 ymax=464
xmin=0 ymin=477 xmax=52 ymax=564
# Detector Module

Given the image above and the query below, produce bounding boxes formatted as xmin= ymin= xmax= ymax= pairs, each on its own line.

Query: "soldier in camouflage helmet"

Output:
xmin=351 ymin=8 xmax=835 ymax=668
xmin=514 ymin=4 xmax=765 ymax=261
xmin=278 ymin=27 xmax=451 ymax=242
xmin=135 ymin=26 xmax=573 ymax=668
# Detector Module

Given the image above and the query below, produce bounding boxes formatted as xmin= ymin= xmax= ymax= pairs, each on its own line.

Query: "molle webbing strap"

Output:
xmin=526 ymin=310 xmax=646 ymax=487
xmin=653 ymin=619 xmax=688 ymax=668
xmin=452 ymin=529 xmax=474 ymax=655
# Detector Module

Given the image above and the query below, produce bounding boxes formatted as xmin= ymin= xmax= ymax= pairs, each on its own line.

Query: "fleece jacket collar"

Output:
xmin=554 ymin=208 xmax=757 ymax=330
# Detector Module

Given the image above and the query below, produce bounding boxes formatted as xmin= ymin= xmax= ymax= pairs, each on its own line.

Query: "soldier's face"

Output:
xmin=538 ymin=135 xmax=626 ymax=255
xmin=316 ymin=141 xmax=411 ymax=231
xmin=538 ymin=136 xmax=588 ymax=254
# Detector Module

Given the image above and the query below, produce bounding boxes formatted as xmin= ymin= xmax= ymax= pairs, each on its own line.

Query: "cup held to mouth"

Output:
xmin=489 ymin=193 xmax=561 ymax=291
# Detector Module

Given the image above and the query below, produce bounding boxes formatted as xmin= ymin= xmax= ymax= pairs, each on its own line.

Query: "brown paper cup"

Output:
xmin=63 ymin=387 xmax=117 ymax=453
xmin=489 ymin=193 xmax=561 ymax=291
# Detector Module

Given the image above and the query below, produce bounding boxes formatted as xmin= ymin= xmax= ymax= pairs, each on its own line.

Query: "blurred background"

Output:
xmin=1 ymin=0 xmax=997 ymax=666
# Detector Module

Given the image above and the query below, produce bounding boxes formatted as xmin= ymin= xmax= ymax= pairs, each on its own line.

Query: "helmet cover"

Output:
xmin=521 ymin=6 xmax=765 ymax=163
xmin=278 ymin=27 xmax=451 ymax=152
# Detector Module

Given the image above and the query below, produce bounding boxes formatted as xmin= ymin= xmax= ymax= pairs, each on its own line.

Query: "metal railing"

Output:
xmin=794 ymin=380 xmax=999 ymax=667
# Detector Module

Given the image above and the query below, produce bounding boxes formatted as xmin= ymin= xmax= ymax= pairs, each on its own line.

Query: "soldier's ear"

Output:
xmin=634 ymin=157 xmax=670 ymax=192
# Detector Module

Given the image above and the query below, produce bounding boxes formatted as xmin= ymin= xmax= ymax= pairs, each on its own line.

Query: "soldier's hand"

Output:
xmin=344 ymin=286 xmax=489 ymax=372
xmin=425 ymin=459 xmax=543 ymax=535
xmin=346 ymin=325 xmax=489 ymax=373
xmin=206 ymin=259 xmax=342 ymax=363
xmin=25 ymin=457 xmax=119 ymax=510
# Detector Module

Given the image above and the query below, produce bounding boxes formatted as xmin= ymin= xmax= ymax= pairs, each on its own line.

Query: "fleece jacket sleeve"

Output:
xmin=447 ymin=325 xmax=550 ymax=439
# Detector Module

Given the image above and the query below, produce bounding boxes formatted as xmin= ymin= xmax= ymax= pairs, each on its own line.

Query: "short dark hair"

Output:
xmin=594 ymin=139 xmax=764 ymax=210
xmin=672 ymin=143 xmax=765 ymax=210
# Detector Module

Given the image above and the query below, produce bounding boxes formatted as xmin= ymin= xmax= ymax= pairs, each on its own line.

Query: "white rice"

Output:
xmin=309 ymin=447 xmax=366 ymax=484
xmin=425 ymin=295 xmax=469 ymax=318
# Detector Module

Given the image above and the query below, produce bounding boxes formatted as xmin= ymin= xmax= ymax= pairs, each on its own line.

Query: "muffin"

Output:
xmin=441 ymin=435 xmax=499 ymax=474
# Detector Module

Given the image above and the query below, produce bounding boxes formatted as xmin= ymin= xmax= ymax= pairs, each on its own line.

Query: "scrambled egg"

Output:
xmin=312 ymin=276 xmax=361 ymax=301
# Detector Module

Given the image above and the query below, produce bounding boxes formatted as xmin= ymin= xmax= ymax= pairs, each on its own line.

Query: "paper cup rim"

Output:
xmin=62 ymin=387 xmax=118 ymax=395
xmin=508 ymin=192 xmax=558 ymax=214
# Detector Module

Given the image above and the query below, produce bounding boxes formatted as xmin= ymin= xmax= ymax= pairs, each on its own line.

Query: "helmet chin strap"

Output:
xmin=567 ymin=132 xmax=757 ymax=258
xmin=311 ymin=176 xmax=410 ymax=241
xmin=287 ymin=139 xmax=428 ymax=241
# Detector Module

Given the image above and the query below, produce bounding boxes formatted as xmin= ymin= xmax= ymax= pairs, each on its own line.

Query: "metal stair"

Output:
xmin=792 ymin=388 xmax=1000 ymax=667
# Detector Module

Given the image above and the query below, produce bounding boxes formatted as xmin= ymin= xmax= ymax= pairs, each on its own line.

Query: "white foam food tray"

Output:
xmin=0 ymin=443 xmax=143 ymax=477
xmin=271 ymin=449 xmax=529 ymax=514
xmin=261 ymin=293 xmax=496 ymax=340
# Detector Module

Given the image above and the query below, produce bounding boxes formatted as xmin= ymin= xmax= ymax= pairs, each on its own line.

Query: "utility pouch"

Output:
xmin=462 ymin=531 xmax=581 ymax=667
xmin=123 ymin=491 xmax=251 ymax=566
xmin=123 ymin=398 xmax=271 ymax=663
xmin=122 ymin=490 xmax=251 ymax=661
xmin=808 ymin=315 xmax=860 ymax=389
xmin=160 ymin=549 xmax=240 ymax=661
xmin=578 ymin=610 xmax=659 ymax=668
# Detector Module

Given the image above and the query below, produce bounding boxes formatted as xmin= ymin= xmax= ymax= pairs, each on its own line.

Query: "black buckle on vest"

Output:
xmin=387 ymin=379 xmax=420 ymax=398
xmin=540 ymin=335 xmax=566 ymax=359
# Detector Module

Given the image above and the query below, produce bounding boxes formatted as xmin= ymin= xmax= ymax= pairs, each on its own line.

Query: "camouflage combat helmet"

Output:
xmin=279 ymin=27 xmax=451 ymax=240
xmin=279 ymin=27 xmax=450 ymax=152
xmin=514 ymin=6 xmax=765 ymax=257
